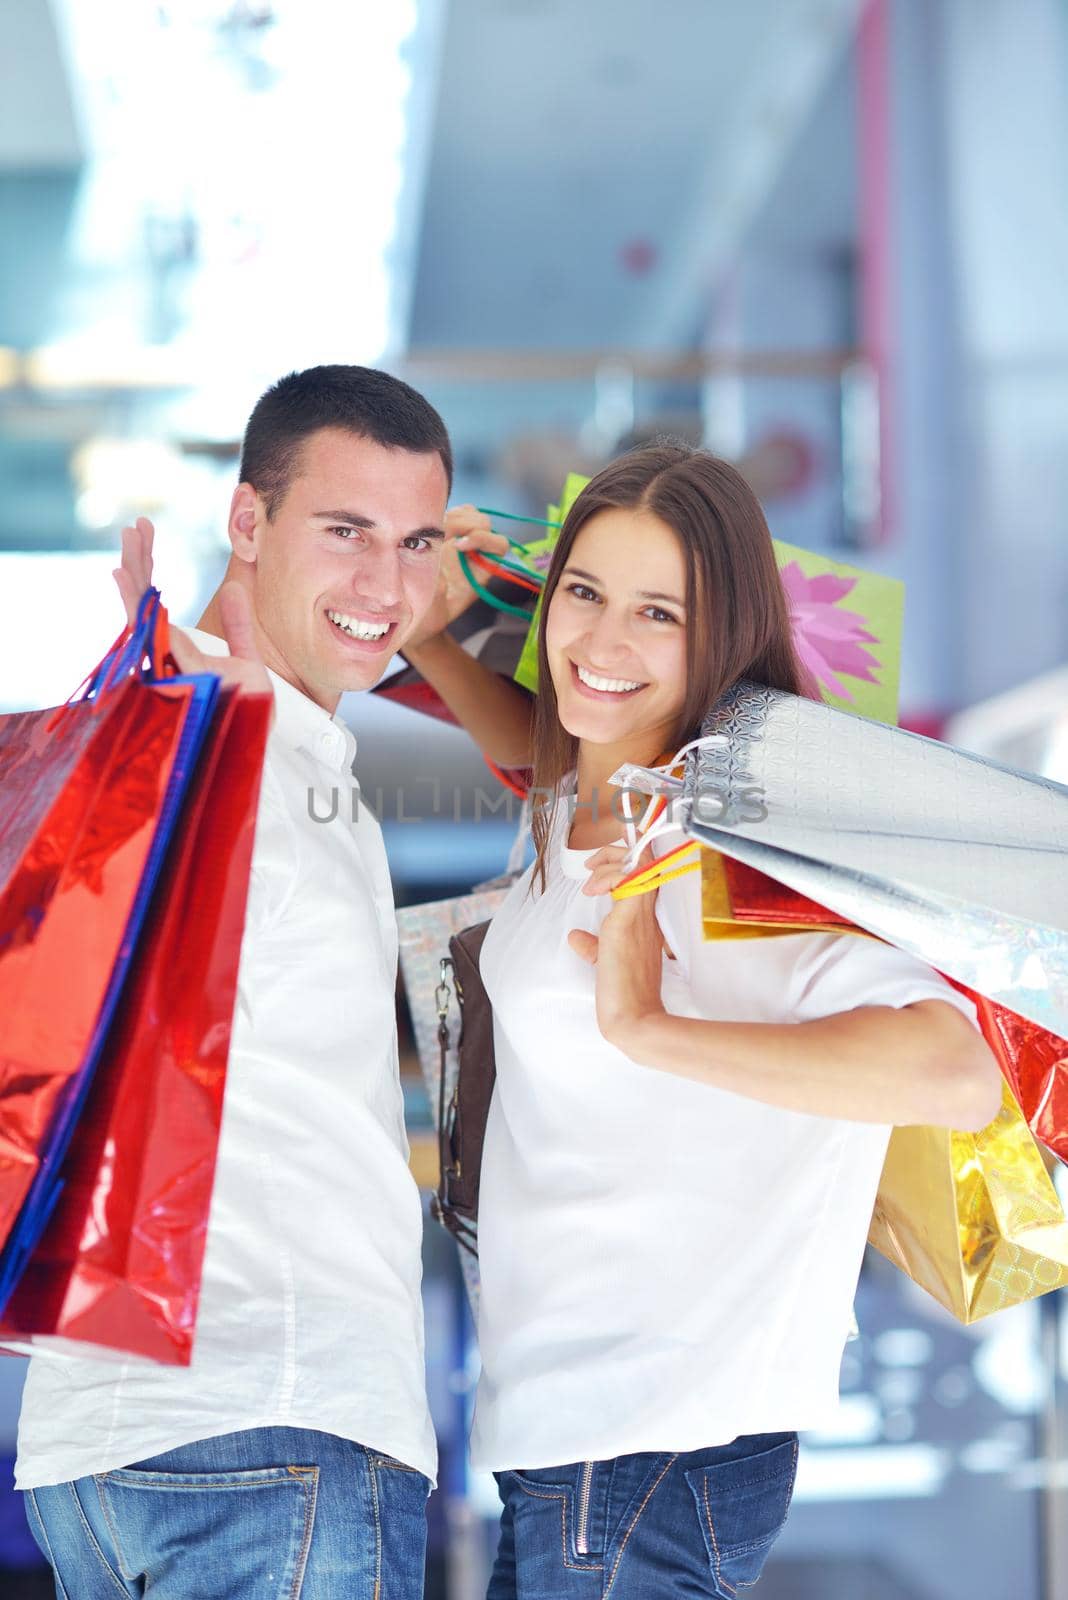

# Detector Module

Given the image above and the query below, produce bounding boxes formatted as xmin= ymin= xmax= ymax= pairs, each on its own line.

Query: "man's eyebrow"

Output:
xmin=313 ymin=510 xmax=376 ymax=527
xmin=563 ymin=565 xmax=685 ymax=606
xmin=313 ymin=511 xmax=446 ymax=541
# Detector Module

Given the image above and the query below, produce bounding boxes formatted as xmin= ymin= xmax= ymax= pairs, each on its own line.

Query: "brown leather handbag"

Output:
xmin=430 ymin=921 xmax=496 ymax=1256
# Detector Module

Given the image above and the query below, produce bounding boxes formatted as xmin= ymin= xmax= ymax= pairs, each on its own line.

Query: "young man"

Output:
xmin=18 ymin=366 xmax=458 ymax=1599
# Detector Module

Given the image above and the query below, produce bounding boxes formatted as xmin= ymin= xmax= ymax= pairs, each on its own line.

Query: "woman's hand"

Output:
xmin=404 ymin=505 xmax=512 ymax=654
xmin=569 ymin=844 xmax=668 ymax=1046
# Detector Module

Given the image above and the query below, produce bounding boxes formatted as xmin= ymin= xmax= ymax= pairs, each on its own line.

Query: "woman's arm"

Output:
xmin=402 ymin=505 xmax=535 ymax=768
xmin=404 ymin=630 xmax=534 ymax=768
xmin=618 ymin=990 xmax=1000 ymax=1132
xmin=570 ymin=862 xmax=1004 ymax=1132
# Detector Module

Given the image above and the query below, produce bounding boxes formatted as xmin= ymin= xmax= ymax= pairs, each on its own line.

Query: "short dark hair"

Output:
xmin=239 ymin=364 xmax=453 ymax=517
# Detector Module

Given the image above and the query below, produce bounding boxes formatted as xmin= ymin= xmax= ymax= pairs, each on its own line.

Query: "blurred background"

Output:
xmin=1 ymin=0 xmax=1068 ymax=1595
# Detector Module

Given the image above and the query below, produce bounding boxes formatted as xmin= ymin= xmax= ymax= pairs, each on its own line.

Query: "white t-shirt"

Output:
xmin=470 ymin=806 xmax=978 ymax=1472
xmin=15 ymin=630 xmax=436 ymax=1489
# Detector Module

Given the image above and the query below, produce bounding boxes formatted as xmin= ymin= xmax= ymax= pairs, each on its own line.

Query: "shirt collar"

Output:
xmin=181 ymin=625 xmax=358 ymax=774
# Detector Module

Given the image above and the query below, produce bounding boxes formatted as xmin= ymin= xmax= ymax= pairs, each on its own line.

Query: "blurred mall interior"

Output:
xmin=1 ymin=0 xmax=1068 ymax=1595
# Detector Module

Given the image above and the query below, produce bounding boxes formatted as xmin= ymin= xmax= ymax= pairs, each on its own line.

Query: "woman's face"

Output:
xmin=544 ymin=505 xmax=690 ymax=758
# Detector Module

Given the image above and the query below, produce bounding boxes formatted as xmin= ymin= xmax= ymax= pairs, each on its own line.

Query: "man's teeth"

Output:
xmin=327 ymin=610 xmax=391 ymax=641
xmin=576 ymin=664 xmax=643 ymax=694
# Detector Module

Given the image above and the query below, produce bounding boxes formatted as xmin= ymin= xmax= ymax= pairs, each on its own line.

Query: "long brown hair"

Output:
xmin=529 ymin=441 xmax=810 ymax=887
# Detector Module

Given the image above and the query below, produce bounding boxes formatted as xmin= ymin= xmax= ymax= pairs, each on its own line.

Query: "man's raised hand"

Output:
xmin=112 ymin=517 xmax=270 ymax=700
xmin=112 ymin=516 xmax=157 ymax=630
xmin=167 ymin=585 xmax=270 ymax=699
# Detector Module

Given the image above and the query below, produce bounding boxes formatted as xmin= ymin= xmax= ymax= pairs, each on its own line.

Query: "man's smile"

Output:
xmin=325 ymin=608 xmax=399 ymax=652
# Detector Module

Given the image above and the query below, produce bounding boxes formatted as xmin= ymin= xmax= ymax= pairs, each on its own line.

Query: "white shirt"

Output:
xmin=15 ymin=629 xmax=436 ymax=1489
xmin=470 ymin=805 xmax=979 ymax=1471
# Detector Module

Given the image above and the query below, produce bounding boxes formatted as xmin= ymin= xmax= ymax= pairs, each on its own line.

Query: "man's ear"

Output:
xmin=228 ymin=483 xmax=262 ymax=565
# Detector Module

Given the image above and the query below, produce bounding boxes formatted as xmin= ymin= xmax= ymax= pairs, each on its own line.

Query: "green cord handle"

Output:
xmin=458 ymin=551 xmax=537 ymax=619
xmin=476 ymin=506 xmax=563 ymax=529
xmin=479 ymin=549 xmax=546 ymax=585
xmin=474 ymin=505 xmax=563 ymax=556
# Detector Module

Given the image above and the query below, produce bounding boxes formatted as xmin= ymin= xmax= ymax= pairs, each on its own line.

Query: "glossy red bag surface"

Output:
xmin=961 ymin=994 xmax=1068 ymax=1164
xmin=710 ymin=855 xmax=1068 ymax=1159
xmin=0 ymin=684 xmax=271 ymax=1362
xmin=0 ymin=677 xmax=201 ymax=1248
xmin=719 ymin=856 xmax=854 ymax=930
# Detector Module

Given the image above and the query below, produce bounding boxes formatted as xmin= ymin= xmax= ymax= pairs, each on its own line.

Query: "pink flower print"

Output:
xmin=779 ymin=561 xmax=883 ymax=704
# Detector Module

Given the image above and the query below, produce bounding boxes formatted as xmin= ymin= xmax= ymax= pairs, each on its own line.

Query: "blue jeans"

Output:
xmin=488 ymin=1432 xmax=798 ymax=1599
xmin=23 ymin=1426 xmax=430 ymax=1599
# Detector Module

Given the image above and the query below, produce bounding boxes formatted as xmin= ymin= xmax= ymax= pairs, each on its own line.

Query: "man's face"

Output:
xmin=236 ymin=427 xmax=449 ymax=708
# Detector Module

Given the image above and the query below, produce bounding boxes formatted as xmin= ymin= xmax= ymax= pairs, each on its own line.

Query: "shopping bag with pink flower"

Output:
xmin=510 ymin=477 xmax=905 ymax=726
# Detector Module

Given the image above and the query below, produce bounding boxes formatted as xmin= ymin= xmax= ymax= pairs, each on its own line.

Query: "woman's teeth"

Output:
xmin=576 ymin=664 xmax=643 ymax=694
xmin=328 ymin=609 xmax=390 ymax=642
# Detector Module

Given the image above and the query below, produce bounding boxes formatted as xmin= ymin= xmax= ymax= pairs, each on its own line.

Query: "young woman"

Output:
xmin=416 ymin=444 xmax=1001 ymax=1599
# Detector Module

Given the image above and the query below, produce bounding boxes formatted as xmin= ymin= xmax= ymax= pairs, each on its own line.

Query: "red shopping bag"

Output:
xmin=1 ymin=681 xmax=270 ymax=1362
xmin=0 ymin=601 xmax=215 ymax=1257
xmin=956 ymin=995 xmax=1068 ymax=1165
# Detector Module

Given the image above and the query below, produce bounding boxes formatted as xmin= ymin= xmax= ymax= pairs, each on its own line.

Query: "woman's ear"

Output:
xmin=228 ymin=483 xmax=261 ymax=565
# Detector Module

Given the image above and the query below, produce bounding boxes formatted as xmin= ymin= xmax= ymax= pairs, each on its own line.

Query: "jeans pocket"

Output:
xmin=368 ymin=1452 xmax=428 ymax=1480
xmin=684 ymin=1436 xmax=798 ymax=1596
xmin=509 ymin=1463 xmax=605 ymax=1571
xmin=95 ymin=1465 xmax=319 ymax=1600
xmin=367 ymin=1454 xmax=430 ymax=1598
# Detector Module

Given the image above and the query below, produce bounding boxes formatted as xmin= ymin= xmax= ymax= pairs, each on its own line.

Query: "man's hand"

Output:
xmin=568 ymin=845 xmax=668 ymax=1046
xmin=169 ymin=585 xmax=270 ymax=699
xmin=404 ymin=505 xmax=512 ymax=654
xmin=113 ymin=516 xmax=156 ymax=630
xmin=112 ymin=516 xmax=269 ymax=699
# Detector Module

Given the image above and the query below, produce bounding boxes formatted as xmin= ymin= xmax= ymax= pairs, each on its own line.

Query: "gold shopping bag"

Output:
xmin=868 ymin=1080 xmax=1068 ymax=1323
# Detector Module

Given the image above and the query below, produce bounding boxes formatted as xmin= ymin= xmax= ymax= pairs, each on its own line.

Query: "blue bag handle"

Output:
xmin=82 ymin=589 xmax=164 ymax=701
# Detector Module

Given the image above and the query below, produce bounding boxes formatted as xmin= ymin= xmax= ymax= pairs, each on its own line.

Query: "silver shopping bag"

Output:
xmin=612 ymin=681 xmax=1068 ymax=1038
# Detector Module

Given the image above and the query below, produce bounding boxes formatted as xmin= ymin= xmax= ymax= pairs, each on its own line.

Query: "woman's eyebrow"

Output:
xmin=564 ymin=565 xmax=684 ymax=607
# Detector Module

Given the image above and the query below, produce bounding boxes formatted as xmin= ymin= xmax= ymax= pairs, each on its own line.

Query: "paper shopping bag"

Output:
xmin=963 ymin=996 xmax=1068 ymax=1167
xmin=397 ymin=883 xmax=513 ymax=1312
xmin=869 ymin=1080 xmax=1068 ymax=1323
xmin=0 ymin=595 xmax=218 ymax=1274
xmin=0 ymin=682 xmax=270 ymax=1362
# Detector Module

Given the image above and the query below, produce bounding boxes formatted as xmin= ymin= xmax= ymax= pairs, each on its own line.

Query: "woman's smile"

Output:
xmin=570 ymin=660 xmax=648 ymax=699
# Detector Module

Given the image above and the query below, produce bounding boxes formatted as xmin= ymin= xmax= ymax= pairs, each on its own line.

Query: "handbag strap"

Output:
xmin=432 ymin=959 xmax=479 ymax=1257
xmin=435 ymin=958 xmax=453 ymax=1177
